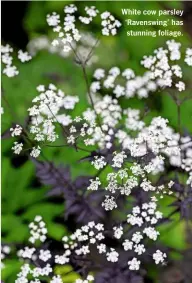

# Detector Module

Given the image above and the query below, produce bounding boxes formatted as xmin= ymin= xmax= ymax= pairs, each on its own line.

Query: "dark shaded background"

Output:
xmin=2 ymin=1 xmax=29 ymax=48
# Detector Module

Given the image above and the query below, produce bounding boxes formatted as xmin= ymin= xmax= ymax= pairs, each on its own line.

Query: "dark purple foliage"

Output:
xmin=34 ymin=160 xmax=106 ymax=223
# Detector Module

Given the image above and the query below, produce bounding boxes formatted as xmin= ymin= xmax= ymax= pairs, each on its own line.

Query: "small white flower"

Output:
xmin=106 ymin=248 xmax=119 ymax=262
xmin=94 ymin=68 xmax=105 ymax=80
xmin=91 ymin=156 xmax=107 ymax=170
xmin=47 ymin=12 xmax=60 ymax=26
xmin=122 ymin=240 xmax=133 ymax=251
xmin=153 ymin=249 xmax=167 ymax=264
xmin=175 ymin=81 xmax=185 ymax=92
xmin=39 ymin=250 xmax=51 ymax=262
xmin=143 ymin=227 xmax=160 ymax=241
xmin=18 ymin=50 xmax=32 ymax=62
xmin=87 ymin=177 xmax=101 ymax=191
xmin=3 ymin=65 xmax=19 ymax=77
xmin=113 ymin=226 xmax=123 ymax=239
xmin=134 ymin=244 xmax=146 ymax=255
xmin=128 ymin=257 xmax=141 ymax=270
xmin=10 ymin=125 xmax=22 ymax=137
xmin=12 ymin=142 xmax=23 ymax=154
xmin=30 ymin=146 xmax=41 ymax=158
xmin=97 ymin=243 xmax=106 ymax=254
xmin=102 ymin=196 xmax=117 ymax=211
xmin=132 ymin=232 xmax=143 ymax=244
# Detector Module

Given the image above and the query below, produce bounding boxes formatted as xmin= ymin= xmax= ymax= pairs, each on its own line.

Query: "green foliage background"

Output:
xmin=1 ymin=1 xmax=192 ymax=282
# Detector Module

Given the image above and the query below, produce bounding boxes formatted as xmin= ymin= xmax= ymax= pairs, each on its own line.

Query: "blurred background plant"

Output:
xmin=1 ymin=1 xmax=192 ymax=283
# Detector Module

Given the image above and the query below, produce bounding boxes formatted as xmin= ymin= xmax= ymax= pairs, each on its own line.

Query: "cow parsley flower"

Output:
xmin=175 ymin=81 xmax=185 ymax=92
xmin=39 ymin=250 xmax=51 ymax=262
xmin=113 ymin=226 xmax=123 ymax=239
xmin=128 ymin=257 xmax=141 ymax=270
xmin=97 ymin=243 xmax=106 ymax=254
xmin=1 ymin=44 xmax=19 ymax=77
xmin=132 ymin=232 xmax=143 ymax=244
xmin=91 ymin=156 xmax=107 ymax=170
xmin=12 ymin=142 xmax=23 ymax=154
xmin=79 ymin=6 xmax=99 ymax=24
xmin=153 ymin=250 xmax=167 ymax=264
xmin=123 ymin=240 xmax=133 ymax=251
xmin=10 ymin=125 xmax=22 ymax=137
xmin=101 ymin=11 xmax=121 ymax=35
xmin=93 ymin=68 xmax=105 ymax=79
xmin=3 ymin=65 xmax=19 ymax=77
xmin=18 ymin=50 xmax=32 ymax=62
xmin=134 ymin=244 xmax=146 ymax=255
xmin=47 ymin=12 xmax=60 ymax=26
xmin=29 ymin=216 xmax=47 ymax=244
xmin=102 ymin=196 xmax=117 ymax=211
xmin=143 ymin=227 xmax=160 ymax=241
xmin=2 ymin=44 xmax=32 ymax=77
xmin=112 ymin=151 xmax=127 ymax=168
xmin=87 ymin=177 xmax=101 ymax=191
xmin=30 ymin=146 xmax=41 ymax=158
xmin=106 ymin=248 xmax=119 ymax=262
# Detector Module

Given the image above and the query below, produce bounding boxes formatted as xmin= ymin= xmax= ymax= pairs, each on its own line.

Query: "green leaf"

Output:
xmin=55 ymin=265 xmax=79 ymax=283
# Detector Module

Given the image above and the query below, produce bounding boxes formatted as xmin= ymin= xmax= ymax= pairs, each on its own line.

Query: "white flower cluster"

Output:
xmin=12 ymin=142 xmax=23 ymax=155
xmin=10 ymin=124 xmax=22 ymax=137
xmin=61 ymin=221 xmax=105 ymax=259
xmin=90 ymin=41 xmax=191 ymax=101
xmin=39 ymin=249 xmax=52 ymax=262
xmin=16 ymin=216 xmax=137 ymax=281
xmin=112 ymin=151 xmax=127 ymax=168
xmin=47 ymin=6 xmax=81 ymax=53
xmin=128 ymin=257 xmax=141 ymax=270
xmin=47 ymin=5 xmax=121 ymax=53
xmin=106 ymin=248 xmax=119 ymax=262
xmin=66 ymin=95 xmax=122 ymax=149
xmin=91 ymin=66 xmax=157 ymax=99
xmin=18 ymin=50 xmax=32 ymax=63
xmin=88 ymin=137 xmax=174 ymax=211
xmin=15 ymin=263 xmax=53 ymax=283
xmin=101 ymin=11 xmax=121 ymax=35
xmin=15 ymin=213 xmax=167 ymax=281
xmin=153 ymin=250 xmax=167 ymax=264
xmin=28 ymin=215 xmax=47 ymax=244
xmin=18 ymin=247 xmax=36 ymax=259
xmin=11 ymin=84 xmax=79 ymax=157
xmin=15 ymin=218 xmax=54 ymax=283
xmin=141 ymin=40 xmax=189 ymax=91
xmin=122 ymin=200 xmax=166 ymax=270
xmin=1 ymin=44 xmax=19 ymax=77
xmin=102 ymin=195 xmax=117 ymax=211
xmin=91 ymin=156 xmax=107 ymax=170
xmin=118 ymin=116 xmax=180 ymax=158
xmin=127 ymin=200 xmax=163 ymax=227
xmin=113 ymin=226 xmax=123 ymax=239
xmin=1 ymin=44 xmax=32 ymax=77
xmin=87 ymin=177 xmax=101 ymax=191
xmin=79 ymin=6 xmax=99 ymax=24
